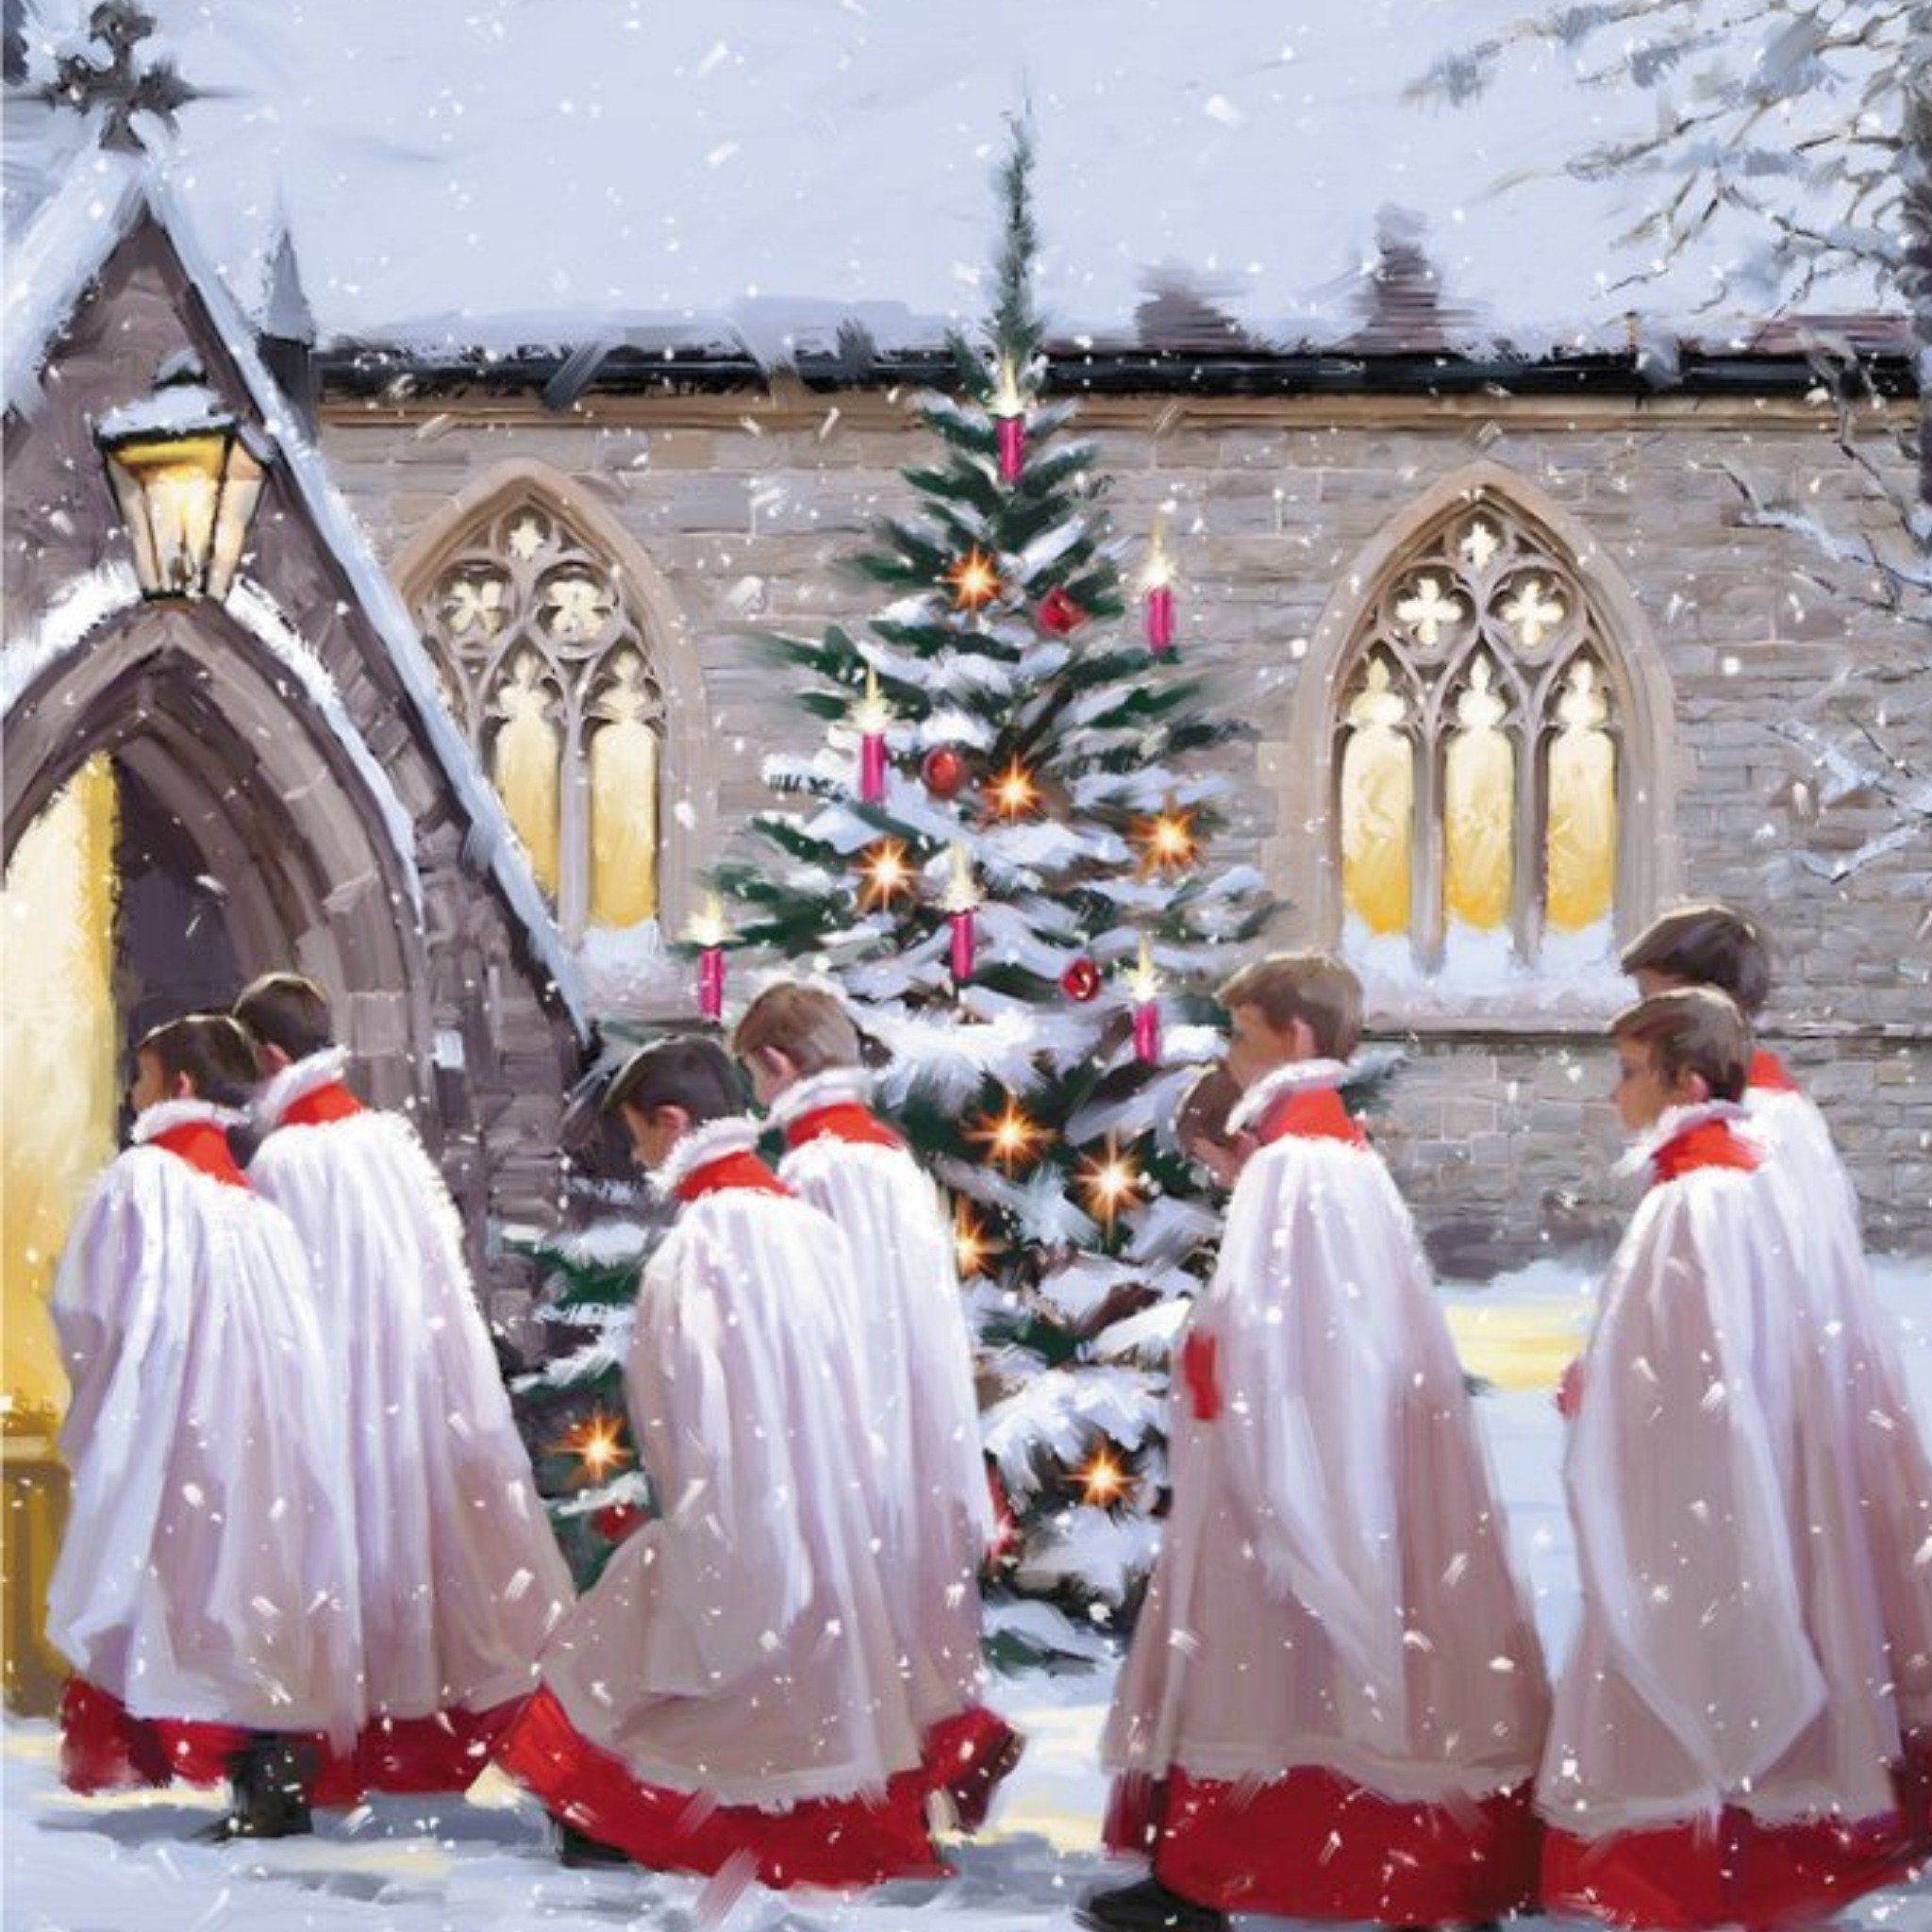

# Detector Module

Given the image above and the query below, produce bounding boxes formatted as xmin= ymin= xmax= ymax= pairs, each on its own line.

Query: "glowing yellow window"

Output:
xmin=1340 ymin=656 xmax=1414 ymax=937
xmin=589 ymin=650 xmax=660 ymax=927
xmin=1545 ymin=659 xmax=1617 ymax=932
xmin=491 ymin=652 xmax=562 ymax=898
xmin=1443 ymin=656 xmax=1514 ymax=932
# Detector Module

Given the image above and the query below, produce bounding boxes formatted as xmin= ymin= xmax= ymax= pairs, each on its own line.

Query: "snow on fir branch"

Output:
xmin=516 ymin=1312 xmax=637 ymax=1392
xmin=550 ymin=1468 xmax=652 ymax=1522
xmin=1091 ymin=1297 xmax=1195 ymax=1368
xmin=1014 ymin=1510 xmax=1164 ymax=1611
xmin=982 ymin=1596 xmax=1114 ymax=1668
xmin=982 ymin=1363 xmax=1165 ymax=1496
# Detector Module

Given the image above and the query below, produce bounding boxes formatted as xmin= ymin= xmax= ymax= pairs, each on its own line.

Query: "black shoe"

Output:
xmin=948 ymin=1725 xmax=1027 ymax=1835
xmin=557 ymin=1820 xmax=633 ymax=1868
xmin=203 ymin=1735 xmax=317 ymax=1840
xmin=1076 ymin=1877 xmax=1227 ymax=1932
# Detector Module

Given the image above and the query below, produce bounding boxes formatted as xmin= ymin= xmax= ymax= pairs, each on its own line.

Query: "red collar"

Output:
xmin=782 ymin=1102 xmax=904 ymax=1153
xmin=278 ymin=1081 xmax=364 ymax=1128
xmin=151 ymin=1121 xmax=248 ymax=1190
xmin=675 ymin=1150 xmax=791 ymax=1203
xmin=1255 ymin=1085 xmax=1369 ymax=1150
xmin=1651 ymin=1118 xmax=1760 ymax=1184
xmin=1748 ymin=1050 xmax=1799 ymax=1095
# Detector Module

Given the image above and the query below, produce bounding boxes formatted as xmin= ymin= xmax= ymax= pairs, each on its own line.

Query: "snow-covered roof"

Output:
xmin=4 ymin=132 xmax=589 ymax=1035
xmin=4 ymin=0 xmax=1894 ymax=368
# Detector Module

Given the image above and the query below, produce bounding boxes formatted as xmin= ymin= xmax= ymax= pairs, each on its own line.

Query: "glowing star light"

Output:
xmin=1077 ymin=1443 xmax=1132 ymax=1508
xmin=857 ymin=839 xmax=915 ymax=911
xmin=967 ymin=1095 xmax=1051 ymax=1173
xmin=990 ymin=756 xmax=1039 ymax=821
xmin=945 ymin=546 xmax=1001 ymax=611
xmin=557 ymin=1410 xmax=631 ymax=1484
xmin=1076 ymin=1136 xmax=1146 ymax=1231
xmin=1135 ymin=803 xmax=1199 ymax=876
xmin=952 ymin=1201 xmax=1007 ymax=1278
xmin=684 ymin=891 xmax=731 ymax=1021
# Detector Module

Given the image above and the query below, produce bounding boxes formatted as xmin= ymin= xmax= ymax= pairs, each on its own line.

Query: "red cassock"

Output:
xmin=1102 ymin=1060 xmax=1550 ymax=1924
xmin=1744 ymin=1053 xmax=1932 ymax=1857
xmin=493 ymin=1117 xmax=941 ymax=1886
xmin=246 ymin=1049 xmax=575 ymax=1801
xmin=48 ymin=1100 xmax=361 ymax=1794
xmin=769 ymin=1067 xmax=1021 ymax=1830
xmin=1541 ymin=1099 xmax=1924 ymax=1929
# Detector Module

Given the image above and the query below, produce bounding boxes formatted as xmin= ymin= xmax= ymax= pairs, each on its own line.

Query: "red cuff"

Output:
xmin=1180 ymin=1331 xmax=1223 ymax=1423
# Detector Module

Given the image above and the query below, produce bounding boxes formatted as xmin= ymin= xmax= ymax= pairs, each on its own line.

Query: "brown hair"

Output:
xmin=138 ymin=1014 xmax=260 ymax=1109
xmin=606 ymin=1036 xmax=746 ymax=1124
xmin=1609 ymin=988 xmax=1752 ymax=1103
xmin=1174 ymin=1062 xmax=1241 ymax=1153
xmin=732 ymin=983 xmax=863 ymax=1075
xmin=233 ymin=972 xmax=334 ymax=1059
xmin=1620 ymin=904 xmax=1771 ymax=1017
xmin=1218 ymin=952 xmax=1364 ymax=1060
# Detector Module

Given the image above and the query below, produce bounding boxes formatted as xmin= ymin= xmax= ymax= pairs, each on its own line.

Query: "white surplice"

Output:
xmin=1542 ymin=1100 xmax=1908 ymax=1836
xmin=1105 ymin=1060 xmax=1548 ymax=1802
xmin=536 ymin=1117 xmax=923 ymax=1805
xmin=44 ymin=1101 xmax=362 ymax=1745
xmin=768 ymin=1067 xmax=991 ymax=1727
xmin=249 ymin=1051 xmax=573 ymax=1721
xmin=1744 ymin=1066 xmax=1932 ymax=1750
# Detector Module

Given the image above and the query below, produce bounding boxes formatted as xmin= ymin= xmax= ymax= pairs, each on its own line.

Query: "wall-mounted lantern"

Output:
xmin=95 ymin=352 xmax=270 ymax=601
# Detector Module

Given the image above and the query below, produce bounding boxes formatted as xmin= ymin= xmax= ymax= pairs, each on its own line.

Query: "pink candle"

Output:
xmin=1132 ymin=999 xmax=1160 ymax=1065
xmin=859 ymin=731 xmax=887 ymax=804
xmin=1146 ymin=583 xmax=1174 ymax=655
xmin=997 ymin=414 xmax=1024 ymax=484
xmin=950 ymin=908 xmax=976 ymax=983
xmin=698 ymin=946 xmax=725 ymax=1022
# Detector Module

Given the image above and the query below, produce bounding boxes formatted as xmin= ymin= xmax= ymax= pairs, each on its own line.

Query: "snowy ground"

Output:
xmin=8 ymin=1259 xmax=1931 ymax=1932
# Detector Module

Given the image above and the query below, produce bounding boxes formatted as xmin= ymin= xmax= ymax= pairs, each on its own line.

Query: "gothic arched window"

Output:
xmin=1334 ymin=500 xmax=1622 ymax=979
xmin=419 ymin=499 xmax=661 ymax=942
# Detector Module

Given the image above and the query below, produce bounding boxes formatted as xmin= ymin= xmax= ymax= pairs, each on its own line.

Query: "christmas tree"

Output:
xmin=508 ymin=1056 xmax=665 ymax=1590
xmin=709 ymin=123 xmax=1281 ymax=1669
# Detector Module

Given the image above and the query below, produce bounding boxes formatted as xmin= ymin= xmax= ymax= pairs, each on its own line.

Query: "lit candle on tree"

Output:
xmin=686 ymin=891 xmax=730 ymax=1022
xmin=992 ymin=357 xmax=1026 ymax=484
xmin=1143 ymin=516 xmax=1176 ymax=655
xmin=1125 ymin=934 xmax=1163 ymax=1065
xmin=852 ymin=665 xmax=891 ymax=806
xmin=942 ymin=843 xmax=981 ymax=984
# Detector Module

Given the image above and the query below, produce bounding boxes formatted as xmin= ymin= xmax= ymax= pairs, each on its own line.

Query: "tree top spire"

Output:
xmin=990 ymin=115 xmax=1044 ymax=368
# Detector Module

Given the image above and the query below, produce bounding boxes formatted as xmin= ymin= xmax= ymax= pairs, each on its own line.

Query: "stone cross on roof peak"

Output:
xmin=39 ymin=2 xmax=202 ymax=153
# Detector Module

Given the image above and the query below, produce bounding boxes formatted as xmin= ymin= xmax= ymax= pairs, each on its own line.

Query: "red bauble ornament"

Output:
xmin=922 ymin=746 xmax=968 ymax=798
xmin=1061 ymin=957 xmax=1102 ymax=1002
xmin=1038 ymin=587 xmax=1086 ymax=635
xmin=593 ymin=1503 xmax=643 ymax=1543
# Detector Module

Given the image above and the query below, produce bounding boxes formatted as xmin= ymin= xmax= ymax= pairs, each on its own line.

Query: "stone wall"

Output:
xmin=317 ymin=377 xmax=1929 ymax=1260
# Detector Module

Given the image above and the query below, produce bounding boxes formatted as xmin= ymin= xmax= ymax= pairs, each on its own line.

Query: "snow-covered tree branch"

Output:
xmin=1418 ymin=0 xmax=1930 ymax=883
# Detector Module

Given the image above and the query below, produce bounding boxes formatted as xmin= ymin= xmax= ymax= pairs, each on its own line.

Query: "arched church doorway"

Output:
xmin=2 ymin=597 xmax=437 ymax=1450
